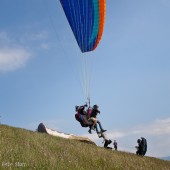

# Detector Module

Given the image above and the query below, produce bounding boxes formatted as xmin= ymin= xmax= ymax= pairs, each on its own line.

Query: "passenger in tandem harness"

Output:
xmin=75 ymin=103 xmax=112 ymax=148
xmin=75 ymin=104 xmax=106 ymax=136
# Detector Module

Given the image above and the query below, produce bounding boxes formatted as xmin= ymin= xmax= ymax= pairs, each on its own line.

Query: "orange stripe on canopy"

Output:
xmin=93 ymin=0 xmax=106 ymax=51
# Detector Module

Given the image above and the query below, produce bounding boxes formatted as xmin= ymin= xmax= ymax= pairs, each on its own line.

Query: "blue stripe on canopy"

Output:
xmin=60 ymin=0 xmax=100 ymax=52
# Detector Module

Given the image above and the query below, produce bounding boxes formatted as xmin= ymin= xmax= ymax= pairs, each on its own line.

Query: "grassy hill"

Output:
xmin=1 ymin=124 xmax=170 ymax=170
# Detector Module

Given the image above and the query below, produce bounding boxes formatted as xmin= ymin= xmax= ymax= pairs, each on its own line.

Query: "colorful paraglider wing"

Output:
xmin=60 ymin=0 xmax=106 ymax=53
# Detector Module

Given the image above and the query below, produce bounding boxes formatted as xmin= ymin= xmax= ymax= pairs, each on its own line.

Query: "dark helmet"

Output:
xmin=75 ymin=106 xmax=79 ymax=111
xmin=93 ymin=105 xmax=99 ymax=110
xmin=137 ymin=139 xmax=141 ymax=143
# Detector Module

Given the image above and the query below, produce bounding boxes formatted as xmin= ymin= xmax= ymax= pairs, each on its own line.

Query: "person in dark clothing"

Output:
xmin=75 ymin=104 xmax=93 ymax=128
xmin=113 ymin=140 xmax=118 ymax=150
xmin=76 ymin=104 xmax=87 ymax=115
xmin=136 ymin=137 xmax=147 ymax=156
xmin=104 ymin=139 xmax=112 ymax=149
xmin=136 ymin=139 xmax=143 ymax=156
xmin=88 ymin=105 xmax=107 ymax=135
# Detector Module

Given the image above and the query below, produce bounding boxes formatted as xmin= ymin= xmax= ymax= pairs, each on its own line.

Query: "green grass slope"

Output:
xmin=1 ymin=124 xmax=170 ymax=170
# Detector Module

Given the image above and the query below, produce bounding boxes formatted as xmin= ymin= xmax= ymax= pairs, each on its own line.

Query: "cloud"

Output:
xmin=0 ymin=32 xmax=10 ymax=43
xmin=39 ymin=43 xmax=50 ymax=50
xmin=129 ymin=118 xmax=170 ymax=136
xmin=0 ymin=31 xmax=32 ymax=72
xmin=22 ymin=31 xmax=49 ymax=41
xmin=33 ymin=31 xmax=48 ymax=40
xmin=0 ymin=32 xmax=14 ymax=47
xmin=0 ymin=47 xmax=31 ymax=72
xmin=19 ymin=31 xmax=51 ymax=50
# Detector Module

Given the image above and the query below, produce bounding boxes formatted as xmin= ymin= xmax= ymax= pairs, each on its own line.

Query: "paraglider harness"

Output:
xmin=136 ymin=137 xmax=147 ymax=156
xmin=75 ymin=104 xmax=93 ymax=127
xmin=75 ymin=101 xmax=112 ymax=149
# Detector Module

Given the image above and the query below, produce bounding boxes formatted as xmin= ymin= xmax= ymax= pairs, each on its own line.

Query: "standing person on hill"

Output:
xmin=113 ymin=140 xmax=118 ymax=150
xmin=136 ymin=137 xmax=147 ymax=156
xmin=136 ymin=139 xmax=143 ymax=155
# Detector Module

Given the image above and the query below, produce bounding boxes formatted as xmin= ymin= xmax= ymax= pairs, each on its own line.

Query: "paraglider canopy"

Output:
xmin=60 ymin=0 xmax=106 ymax=52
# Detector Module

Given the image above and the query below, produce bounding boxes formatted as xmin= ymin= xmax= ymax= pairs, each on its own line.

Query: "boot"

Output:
xmin=88 ymin=129 xmax=92 ymax=134
xmin=101 ymin=129 xmax=107 ymax=133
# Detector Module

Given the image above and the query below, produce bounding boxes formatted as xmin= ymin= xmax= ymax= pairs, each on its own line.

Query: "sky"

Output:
xmin=0 ymin=0 xmax=170 ymax=158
